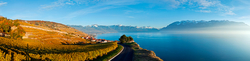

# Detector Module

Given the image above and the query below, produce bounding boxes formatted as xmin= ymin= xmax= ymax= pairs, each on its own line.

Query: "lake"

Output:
xmin=96 ymin=32 xmax=250 ymax=61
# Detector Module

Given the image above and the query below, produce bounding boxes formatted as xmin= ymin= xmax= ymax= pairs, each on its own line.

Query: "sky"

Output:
xmin=0 ymin=0 xmax=250 ymax=28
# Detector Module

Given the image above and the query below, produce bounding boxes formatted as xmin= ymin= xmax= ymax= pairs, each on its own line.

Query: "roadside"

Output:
xmin=92 ymin=45 xmax=123 ymax=61
xmin=125 ymin=42 xmax=163 ymax=61
xmin=111 ymin=44 xmax=134 ymax=61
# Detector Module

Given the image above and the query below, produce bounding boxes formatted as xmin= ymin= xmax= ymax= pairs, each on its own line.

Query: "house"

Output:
xmin=101 ymin=39 xmax=107 ymax=43
xmin=0 ymin=32 xmax=5 ymax=37
xmin=85 ymin=37 xmax=89 ymax=39
xmin=91 ymin=38 xmax=96 ymax=42
xmin=96 ymin=39 xmax=102 ymax=42
xmin=107 ymin=40 xmax=112 ymax=42
xmin=0 ymin=32 xmax=8 ymax=37
xmin=128 ymin=40 xmax=135 ymax=43
xmin=82 ymin=36 xmax=91 ymax=39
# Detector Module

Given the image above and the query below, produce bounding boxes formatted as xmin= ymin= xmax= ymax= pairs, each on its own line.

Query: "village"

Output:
xmin=82 ymin=36 xmax=118 ymax=43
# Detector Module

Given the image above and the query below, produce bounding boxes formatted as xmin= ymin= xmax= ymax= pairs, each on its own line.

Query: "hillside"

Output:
xmin=0 ymin=16 xmax=26 ymax=39
xmin=69 ymin=24 xmax=159 ymax=34
xmin=26 ymin=20 xmax=88 ymax=37
xmin=0 ymin=37 xmax=118 ymax=60
xmin=0 ymin=16 xmax=89 ymax=44
xmin=161 ymin=20 xmax=250 ymax=31
xmin=0 ymin=16 xmax=119 ymax=61
xmin=18 ymin=20 xmax=89 ymax=44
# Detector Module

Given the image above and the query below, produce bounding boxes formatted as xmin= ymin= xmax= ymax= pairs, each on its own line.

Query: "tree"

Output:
xmin=127 ymin=37 xmax=130 ymax=42
xmin=128 ymin=36 xmax=133 ymax=41
xmin=119 ymin=34 xmax=134 ymax=43
xmin=13 ymin=20 xmax=19 ymax=26
xmin=120 ymin=40 xmax=126 ymax=43
xmin=119 ymin=34 xmax=127 ymax=43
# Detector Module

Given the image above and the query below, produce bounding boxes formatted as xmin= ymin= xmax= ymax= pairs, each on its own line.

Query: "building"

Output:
xmin=85 ymin=37 xmax=89 ymax=39
xmin=0 ymin=32 xmax=5 ymax=37
xmin=128 ymin=40 xmax=135 ymax=43
xmin=0 ymin=32 xmax=8 ymax=37
xmin=91 ymin=38 xmax=96 ymax=42
xmin=101 ymin=39 xmax=107 ymax=43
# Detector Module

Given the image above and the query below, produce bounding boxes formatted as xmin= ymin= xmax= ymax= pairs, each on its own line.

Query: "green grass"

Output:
xmin=92 ymin=45 xmax=123 ymax=61
xmin=124 ymin=42 xmax=140 ymax=50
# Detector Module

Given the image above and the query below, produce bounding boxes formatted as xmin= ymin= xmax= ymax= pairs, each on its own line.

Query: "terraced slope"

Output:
xmin=0 ymin=37 xmax=118 ymax=61
xmin=0 ymin=16 xmax=119 ymax=61
xmin=18 ymin=20 xmax=89 ymax=44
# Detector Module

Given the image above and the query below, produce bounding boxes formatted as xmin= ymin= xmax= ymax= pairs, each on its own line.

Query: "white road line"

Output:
xmin=109 ymin=45 xmax=124 ymax=61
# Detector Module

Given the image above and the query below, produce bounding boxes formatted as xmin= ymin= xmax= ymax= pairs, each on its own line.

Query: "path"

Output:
xmin=111 ymin=44 xmax=134 ymax=61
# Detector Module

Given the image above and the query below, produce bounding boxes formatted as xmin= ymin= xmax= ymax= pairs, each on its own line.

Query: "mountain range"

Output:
xmin=161 ymin=20 xmax=250 ymax=31
xmin=69 ymin=20 xmax=250 ymax=34
xmin=68 ymin=24 xmax=159 ymax=34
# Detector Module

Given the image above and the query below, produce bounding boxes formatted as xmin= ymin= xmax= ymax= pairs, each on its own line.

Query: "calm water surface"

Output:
xmin=96 ymin=32 xmax=250 ymax=61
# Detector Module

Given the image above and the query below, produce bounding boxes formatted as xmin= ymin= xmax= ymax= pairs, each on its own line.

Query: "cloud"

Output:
xmin=160 ymin=0 xmax=235 ymax=15
xmin=41 ymin=0 xmax=83 ymax=9
xmin=41 ymin=0 xmax=122 ymax=10
xmin=239 ymin=15 xmax=250 ymax=19
xmin=66 ymin=6 xmax=116 ymax=19
xmin=64 ymin=0 xmax=137 ymax=20
xmin=163 ymin=0 xmax=182 ymax=8
xmin=195 ymin=0 xmax=217 ymax=9
xmin=224 ymin=10 xmax=235 ymax=15
xmin=41 ymin=0 xmax=69 ymax=9
xmin=127 ymin=16 xmax=135 ymax=18
xmin=198 ymin=10 xmax=211 ymax=13
xmin=43 ymin=0 xmax=236 ymax=20
xmin=65 ymin=1 xmax=75 ymax=5
xmin=124 ymin=10 xmax=144 ymax=14
xmin=0 ymin=1 xmax=7 ymax=6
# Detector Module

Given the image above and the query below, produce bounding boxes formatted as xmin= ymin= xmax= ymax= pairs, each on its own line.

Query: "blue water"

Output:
xmin=96 ymin=32 xmax=250 ymax=61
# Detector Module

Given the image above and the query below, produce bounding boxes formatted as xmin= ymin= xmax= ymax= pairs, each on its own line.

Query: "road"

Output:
xmin=111 ymin=44 xmax=134 ymax=61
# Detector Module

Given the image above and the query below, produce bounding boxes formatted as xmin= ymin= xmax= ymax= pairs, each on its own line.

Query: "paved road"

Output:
xmin=111 ymin=44 xmax=134 ymax=61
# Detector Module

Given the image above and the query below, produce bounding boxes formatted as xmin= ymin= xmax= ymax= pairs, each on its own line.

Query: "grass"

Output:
xmin=92 ymin=45 xmax=123 ymax=61
xmin=124 ymin=42 xmax=140 ymax=50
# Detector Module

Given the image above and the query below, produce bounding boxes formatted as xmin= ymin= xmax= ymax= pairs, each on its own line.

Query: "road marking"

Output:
xmin=109 ymin=45 xmax=124 ymax=61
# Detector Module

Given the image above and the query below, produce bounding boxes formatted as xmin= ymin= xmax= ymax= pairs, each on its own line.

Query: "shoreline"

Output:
xmin=125 ymin=42 xmax=163 ymax=61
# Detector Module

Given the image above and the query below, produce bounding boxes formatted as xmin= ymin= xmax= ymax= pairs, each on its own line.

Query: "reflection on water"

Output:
xmin=96 ymin=32 xmax=250 ymax=61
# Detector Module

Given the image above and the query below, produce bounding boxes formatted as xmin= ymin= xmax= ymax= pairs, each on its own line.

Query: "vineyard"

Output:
xmin=0 ymin=37 xmax=118 ymax=60
xmin=18 ymin=20 xmax=89 ymax=44
xmin=0 ymin=16 xmax=119 ymax=61
xmin=0 ymin=17 xmax=26 ymax=40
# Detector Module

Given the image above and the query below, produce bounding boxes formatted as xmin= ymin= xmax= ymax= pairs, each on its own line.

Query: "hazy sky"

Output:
xmin=0 ymin=0 xmax=250 ymax=28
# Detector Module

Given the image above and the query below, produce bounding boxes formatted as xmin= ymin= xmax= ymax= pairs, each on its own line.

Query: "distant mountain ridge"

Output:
xmin=69 ymin=20 xmax=250 ymax=34
xmin=161 ymin=20 xmax=250 ymax=31
xmin=68 ymin=24 xmax=159 ymax=34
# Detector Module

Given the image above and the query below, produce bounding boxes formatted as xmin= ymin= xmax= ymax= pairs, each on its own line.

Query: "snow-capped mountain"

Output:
xmin=161 ymin=20 xmax=250 ymax=31
xmin=68 ymin=24 xmax=159 ymax=34
xmin=68 ymin=20 xmax=250 ymax=34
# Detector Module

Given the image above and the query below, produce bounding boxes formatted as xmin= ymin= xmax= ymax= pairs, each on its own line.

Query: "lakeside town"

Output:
xmin=82 ymin=36 xmax=117 ymax=43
